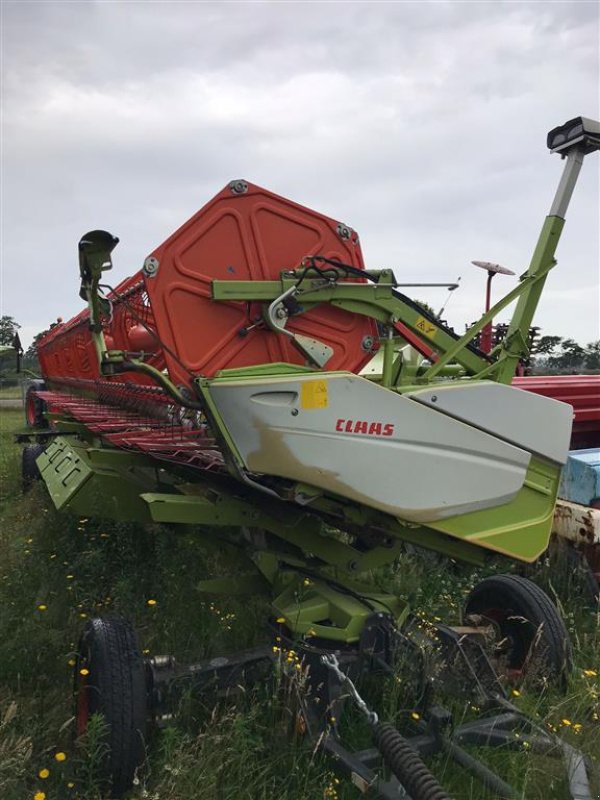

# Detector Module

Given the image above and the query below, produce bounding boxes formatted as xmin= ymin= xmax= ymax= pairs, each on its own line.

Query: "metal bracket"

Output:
xmin=265 ymin=285 xmax=333 ymax=368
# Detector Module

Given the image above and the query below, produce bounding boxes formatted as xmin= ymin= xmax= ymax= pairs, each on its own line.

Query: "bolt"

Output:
xmin=143 ymin=256 xmax=159 ymax=277
xmin=229 ymin=179 xmax=248 ymax=195
xmin=431 ymin=395 xmax=438 ymax=402
xmin=361 ymin=335 xmax=375 ymax=352
xmin=291 ymin=408 xmax=299 ymax=416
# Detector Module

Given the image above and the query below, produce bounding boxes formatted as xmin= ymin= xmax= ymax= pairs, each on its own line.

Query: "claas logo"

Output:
xmin=335 ymin=419 xmax=394 ymax=436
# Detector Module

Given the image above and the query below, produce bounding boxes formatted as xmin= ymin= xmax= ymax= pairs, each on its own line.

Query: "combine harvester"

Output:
xmin=22 ymin=117 xmax=599 ymax=799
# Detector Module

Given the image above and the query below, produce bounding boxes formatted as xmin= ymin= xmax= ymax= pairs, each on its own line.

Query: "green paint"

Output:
xmin=494 ymin=216 xmax=565 ymax=384
xmin=272 ymin=574 xmax=408 ymax=642
xmin=427 ymin=457 xmax=561 ymax=563
xmin=214 ymin=363 xmax=317 ymax=379
xmin=38 ymin=437 xmax=155 ymax=523
xmin=212 ymin=278 xmax=489 ymax=375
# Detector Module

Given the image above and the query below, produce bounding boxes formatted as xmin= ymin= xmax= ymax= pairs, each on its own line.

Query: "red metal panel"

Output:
xmin=515 ymin=375 xmax=600 ymax=448
xmin=514 ymin=376 xmax=600 ymax=423
xmin=37 ymin=272 xmax=166 ymax=387
xmin=144 ymin=182 xmax=377 ymax=386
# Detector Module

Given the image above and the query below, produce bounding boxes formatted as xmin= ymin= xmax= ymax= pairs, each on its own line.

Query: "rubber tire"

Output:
xmin=25 ymin=381 xmax=47 ymax=428
xmin=75 ymin=617 xmax=148 ymax=798
xmin=464 ymin=574 xmax=572 ymax=689
xmin=22 ymin=444 xmax=45 ymax=491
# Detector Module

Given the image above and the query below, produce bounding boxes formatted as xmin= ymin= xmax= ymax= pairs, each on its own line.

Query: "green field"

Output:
xmin=0 ymin=407 xmax=598 ymax=800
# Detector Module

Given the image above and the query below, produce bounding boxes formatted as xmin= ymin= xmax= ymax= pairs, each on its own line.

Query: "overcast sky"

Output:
xmin=1 ymin=0 xmax=599 ymax=352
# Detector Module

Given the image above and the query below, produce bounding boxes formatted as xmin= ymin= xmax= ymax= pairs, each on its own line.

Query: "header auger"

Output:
xmin=22 ymin=116 xmax=599 ymax=798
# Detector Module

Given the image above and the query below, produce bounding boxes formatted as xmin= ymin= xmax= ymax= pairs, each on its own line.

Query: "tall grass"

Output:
xmin=0 ymin=408 xmax=598 ymax=799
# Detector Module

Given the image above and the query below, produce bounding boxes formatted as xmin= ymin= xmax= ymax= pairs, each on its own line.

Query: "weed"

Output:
xmin=0 ymin=407 xmax=598 ymax=799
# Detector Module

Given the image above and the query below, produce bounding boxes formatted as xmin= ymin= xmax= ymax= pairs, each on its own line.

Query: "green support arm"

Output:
xmin=211 ymin=277 xmax=490 ymax=376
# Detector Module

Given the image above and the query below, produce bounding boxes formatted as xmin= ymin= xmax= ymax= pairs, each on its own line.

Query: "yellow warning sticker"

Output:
xmin=300 ymin=380 xmax=328 ymax=409
xmin=415 ymin=316 xmax=437 ymax=339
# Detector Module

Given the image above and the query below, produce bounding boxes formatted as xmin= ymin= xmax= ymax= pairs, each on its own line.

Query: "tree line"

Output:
xmin=533 ymin=335 xmax=600 ymax=373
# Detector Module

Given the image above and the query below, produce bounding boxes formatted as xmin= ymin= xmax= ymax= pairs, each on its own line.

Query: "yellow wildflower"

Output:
xmin=562 ymin=718 xmax=572 ymax=727
xmin=411 ymin=712 xmax=421 ymax=720
xmin=276 ymin=616 xmax=286 ymax=624
xmin=146 ymin=599 xmax=157 ymax=607
xmin=79 ymin=668 xmax=89 ymax=676
xmin=37 ymin=604 xmax=47 ymax=612
xmin=34 ymin=792 xmax=46 ymax=800
xmin=54 ymin=751 xmax=67 ymax=762
xmin=583 ymin=669 xmax=597 ymax=677
xmin=38 ymin=768 xmax=50 ymax=779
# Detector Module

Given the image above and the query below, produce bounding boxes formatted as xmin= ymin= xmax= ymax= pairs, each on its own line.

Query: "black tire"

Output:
xmin=75 ymin=617 xmax=148 ymax=798
xmin=464 ymin=574 xmax=572 ymax=689
xmin=22 ymin=444 xmax=45 ymax=490
xmin=25 ymin=381 xmax=47 ymax=428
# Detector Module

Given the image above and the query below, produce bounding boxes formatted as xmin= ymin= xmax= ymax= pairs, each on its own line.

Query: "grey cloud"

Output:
xmin=2 ymin=0 xmax=598 ymax=346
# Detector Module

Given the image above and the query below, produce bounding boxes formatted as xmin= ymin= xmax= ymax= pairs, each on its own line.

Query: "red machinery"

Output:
xmin=514 ymin=375 xmax=600 ymax=450
xmin=39 ymin=183 xmax=375 ymax=388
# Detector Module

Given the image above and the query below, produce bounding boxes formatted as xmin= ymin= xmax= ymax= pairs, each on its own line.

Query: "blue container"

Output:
xmin=558 ymin=448 xmax=600 ymax=506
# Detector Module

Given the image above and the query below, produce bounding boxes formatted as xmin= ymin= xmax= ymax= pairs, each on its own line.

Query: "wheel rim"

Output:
xmin=467 ymin=605 xmax=533 ymax=682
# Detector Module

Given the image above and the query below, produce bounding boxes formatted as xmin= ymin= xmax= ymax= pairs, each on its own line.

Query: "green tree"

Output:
xmin=533 ymin=335 xmax=562 ymax=356
xmin=548 ymin=338 xmax=586 ymax=372
xmin=584 ymin=340 xmax=600 ymax=371
xmin=0 ymin=315 xmax=20 ymax=346
xmin=22 ymin=331 xmax=46 ymax=372
xmin=413 ymin=300 xmax=439 ymax=319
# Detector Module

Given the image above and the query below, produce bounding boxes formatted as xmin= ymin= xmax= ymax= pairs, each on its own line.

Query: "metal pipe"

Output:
xmin=381 ymin=328 xmax=395 ymax=388
xmin=549 ymin=149 xmax=585 ymax=219
xmin=480 ymin=271 xmax=495 ymax=354
xmin=440 ymin=736 xmax=516 ymax=798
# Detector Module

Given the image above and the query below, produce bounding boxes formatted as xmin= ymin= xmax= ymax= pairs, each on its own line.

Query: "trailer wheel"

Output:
xmin=22 ymin=444 xmax=45 ymax=490
xmin=464 ymin=574 xmax=572 ymax=689
xmin=75 ymin=617 xmax=148 ymax=798
xmin=25 ymin=382 xmax=47 ymax=428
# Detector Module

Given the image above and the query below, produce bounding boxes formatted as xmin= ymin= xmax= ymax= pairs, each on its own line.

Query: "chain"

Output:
xmin=320 ymin=654 xmax=378 ymax=726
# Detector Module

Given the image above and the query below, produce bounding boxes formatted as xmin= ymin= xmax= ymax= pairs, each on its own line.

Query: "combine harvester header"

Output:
xmin=22 ymin=116 xmax=600 ymax=799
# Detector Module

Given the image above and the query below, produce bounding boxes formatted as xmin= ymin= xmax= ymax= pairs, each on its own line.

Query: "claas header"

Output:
xmin=21 ymin=115 xmax=599 ymax=800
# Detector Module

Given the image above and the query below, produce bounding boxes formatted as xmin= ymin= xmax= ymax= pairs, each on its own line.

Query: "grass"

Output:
xmin=0 ymin=406 xmax=598 ymax=800
xmin=0 ymin=384 xmax=23 ymax=400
